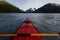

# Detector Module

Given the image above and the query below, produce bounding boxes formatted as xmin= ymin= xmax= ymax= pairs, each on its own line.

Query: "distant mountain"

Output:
xmin=33 ymin=3 xmax=60 ymax=13
xmin=26 ymin=8 xmax=36 ymax=13
xmin=0 ymin=1 xmax=25 ymax=13
xmin=26 ymin=8 xmax=33 ymax=13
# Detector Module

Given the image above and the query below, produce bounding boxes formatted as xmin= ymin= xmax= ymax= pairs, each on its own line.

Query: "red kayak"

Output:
xmin=12 ymin=18 xmax=43 ymax=40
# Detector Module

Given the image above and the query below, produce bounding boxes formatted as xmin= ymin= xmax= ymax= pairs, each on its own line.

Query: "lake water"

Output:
xmin=0 ymin=13 xmax=60 ymax=40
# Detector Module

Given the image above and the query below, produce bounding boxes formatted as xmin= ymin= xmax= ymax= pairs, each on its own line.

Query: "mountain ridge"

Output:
xmin=0 ymin=1 xmax=25 ymax=13
xmin=33 ymin=3 xmax=60 ymax=13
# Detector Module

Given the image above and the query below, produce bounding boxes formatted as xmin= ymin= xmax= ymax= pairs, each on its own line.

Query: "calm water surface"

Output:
xmin=0 ymin=13 xmax=60 ymax=40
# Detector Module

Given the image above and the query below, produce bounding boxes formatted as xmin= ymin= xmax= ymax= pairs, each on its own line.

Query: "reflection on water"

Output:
xmin=0 ymin=13 xmax=60 ymax=40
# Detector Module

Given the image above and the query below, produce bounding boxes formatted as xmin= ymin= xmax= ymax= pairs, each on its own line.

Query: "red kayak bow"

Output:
xmin=12 ymin=17 xmax=43 ymax=40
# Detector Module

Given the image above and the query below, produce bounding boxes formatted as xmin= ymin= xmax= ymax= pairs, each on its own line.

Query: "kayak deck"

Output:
xmin=12 ymin=18 xmax=43 ymax=40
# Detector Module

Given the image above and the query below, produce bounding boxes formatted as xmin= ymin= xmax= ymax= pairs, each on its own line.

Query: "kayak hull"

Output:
xmin=12 ymin=18 xmax=43 ymax=40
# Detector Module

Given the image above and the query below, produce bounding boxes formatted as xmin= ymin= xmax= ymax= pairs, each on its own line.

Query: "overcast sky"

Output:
xmin=5 ymin=0 xmax=60 ymax=11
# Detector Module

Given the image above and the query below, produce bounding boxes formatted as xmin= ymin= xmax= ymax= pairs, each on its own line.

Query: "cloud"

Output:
xmin=6 ymin=0 xmax=60 ymax=10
